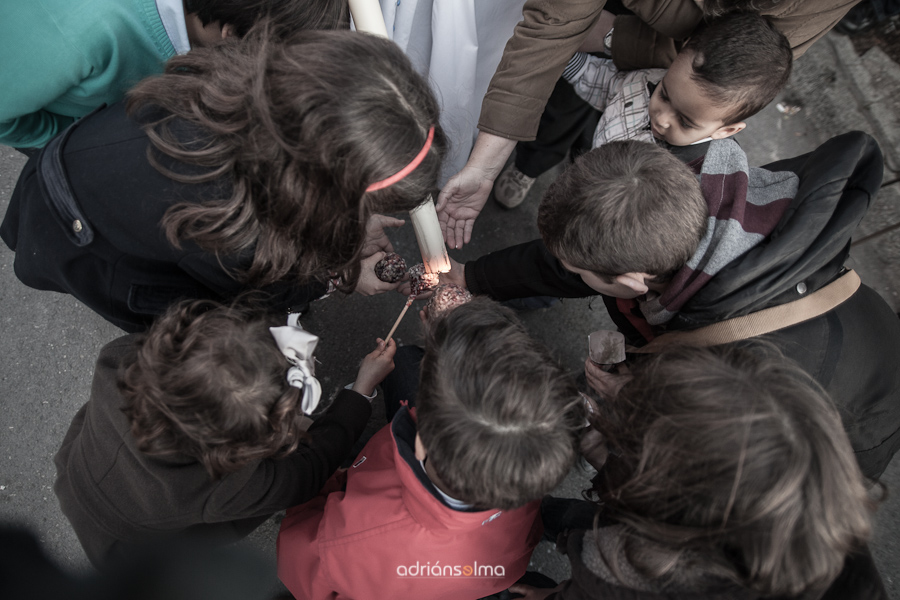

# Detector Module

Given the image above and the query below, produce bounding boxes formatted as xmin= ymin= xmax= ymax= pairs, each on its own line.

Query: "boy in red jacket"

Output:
xmin=277 ymin=298 xmax=583 ymax=599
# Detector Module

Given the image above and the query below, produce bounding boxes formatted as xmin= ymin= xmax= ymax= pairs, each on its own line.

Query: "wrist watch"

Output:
xmin=604 ymin=27 xmax=614 ymax=55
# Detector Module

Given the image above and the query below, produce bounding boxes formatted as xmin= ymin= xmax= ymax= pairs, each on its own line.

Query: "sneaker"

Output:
xmin=493 ymin=163 xmax=536 ymax=209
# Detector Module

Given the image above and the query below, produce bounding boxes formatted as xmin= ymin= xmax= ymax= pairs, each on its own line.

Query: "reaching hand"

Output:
xmin=584 ymin=359 xmax=631 ymax=399
xmin=354 ymin=252 xmax=403 ymax=296
xmin=362 ymin=214 xmax=405 ymax=258
xmin=437 ymin=256 xmax=466 ymax=288
xmin=435 ymin=132 xmax=516 ymax=249
xmin=436 ymin=166 xmax=494 ymax=249
xmin=352 ymin=338 xmax=397 ymax=397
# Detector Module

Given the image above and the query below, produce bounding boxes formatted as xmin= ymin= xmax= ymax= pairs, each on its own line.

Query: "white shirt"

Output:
xmin=419 ymin=459 xmax=473 ymax=510
xmin=155 ymin=0 xmax=191 ymax=55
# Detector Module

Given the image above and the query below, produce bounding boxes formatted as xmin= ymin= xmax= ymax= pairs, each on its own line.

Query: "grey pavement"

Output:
xmin=1 ymin=30 xmax=898 ymax=596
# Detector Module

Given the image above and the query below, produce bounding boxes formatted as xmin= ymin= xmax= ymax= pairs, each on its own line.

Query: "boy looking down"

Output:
xmin=443 ymin=136 xmax=900 ymax=480
xmin=495 ymin=10 xmax=792 ymax=208
xmin=277 ymin=298 xmax=583 ymax=600
xmin=566 ymin=10 xmax=792 ymax=152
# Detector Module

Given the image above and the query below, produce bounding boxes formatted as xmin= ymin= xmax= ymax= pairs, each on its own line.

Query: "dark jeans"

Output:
xmin=514 ymin=78 xmax=601 ymax=178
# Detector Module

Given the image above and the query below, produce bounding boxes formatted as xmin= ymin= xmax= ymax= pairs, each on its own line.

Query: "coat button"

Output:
xmin=796 ymin=282 xmax=807 ymax=294
xmin=72 ymin=220 xmax=83 ymax=233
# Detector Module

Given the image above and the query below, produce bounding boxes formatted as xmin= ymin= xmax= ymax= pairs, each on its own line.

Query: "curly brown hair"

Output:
xmin=120 ymin=300 xmax=311 ymax=479
xmin=127 ymin=27 xmax=446 ymax=291
xmin=590 ymin=344 xmax=877 ymax=597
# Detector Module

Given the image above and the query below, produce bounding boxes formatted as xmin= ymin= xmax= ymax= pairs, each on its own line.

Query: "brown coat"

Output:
xmin=478 ymin=0 xmax=859 ymax=141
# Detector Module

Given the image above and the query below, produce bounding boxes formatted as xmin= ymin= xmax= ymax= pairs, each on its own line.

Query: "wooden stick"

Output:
xmin=385 ymin=296 xmax=415 ymax=344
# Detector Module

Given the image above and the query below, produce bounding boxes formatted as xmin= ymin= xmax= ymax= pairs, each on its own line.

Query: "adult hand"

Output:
xmin=436 ymin=132 xmax=516 ymax=249
xmin=362 ymin=214 xmax=405 ymax=258
xmin=354 ymin=252 xmax=403 ymax=296
xmin=584 ymin=359 xmax=631 ymax=399
xmin=508 ymin=582 xmax=565 ymax=600
xmin=352 ymin=338 xmax=397 ymax=397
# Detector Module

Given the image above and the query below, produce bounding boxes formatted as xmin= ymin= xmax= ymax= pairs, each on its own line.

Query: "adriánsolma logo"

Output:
xmin=396 ymin=561 xmax=506 ymax=578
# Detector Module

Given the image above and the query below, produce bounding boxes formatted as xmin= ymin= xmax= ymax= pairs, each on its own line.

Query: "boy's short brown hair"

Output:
xmin=416 ymin=298 xmax=582 ymax=510
xmin=538 ymin=140 xmax=707 ymax=280
xmin=685 ymin=11 xmax=793 ymax=124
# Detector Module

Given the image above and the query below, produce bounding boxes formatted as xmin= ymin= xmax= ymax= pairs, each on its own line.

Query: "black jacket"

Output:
xmin=466 ymin=132 xmax=900 ymax=480
xmin=53 ymin=335 xmax=372 ymax=567
xmin=1 ymin=102 xmax=324 ymax=332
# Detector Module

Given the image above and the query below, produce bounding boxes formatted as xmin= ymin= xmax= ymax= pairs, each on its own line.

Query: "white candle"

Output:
xmin=410 ymin=195 xmax=451 ymax=274
xmin=348 ymin=0 xmax=389 ymax=38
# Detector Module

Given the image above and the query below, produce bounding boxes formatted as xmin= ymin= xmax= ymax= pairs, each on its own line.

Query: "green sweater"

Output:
xmin=0 ymin=0 xmax=176 ymax=148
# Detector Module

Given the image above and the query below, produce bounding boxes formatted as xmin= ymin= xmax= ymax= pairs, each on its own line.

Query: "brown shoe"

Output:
xmin=494 ymin=164 xmax=536 ymax=209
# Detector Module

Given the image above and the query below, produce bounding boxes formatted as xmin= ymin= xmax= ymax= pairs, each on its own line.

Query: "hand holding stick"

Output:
xmin=385 ymin=295 xmax=415 ymax=344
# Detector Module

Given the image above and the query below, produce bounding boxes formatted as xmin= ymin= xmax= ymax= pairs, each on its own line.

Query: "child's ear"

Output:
xmin=710 ymin=122 xmax=746 ymax=139
xmin=614 ymin=273 xmax=650 ymax=295
xmin=414 ymin=434 xmax=428 ymax=461
xmin=221 ymin=23 xmax=236 ymax=39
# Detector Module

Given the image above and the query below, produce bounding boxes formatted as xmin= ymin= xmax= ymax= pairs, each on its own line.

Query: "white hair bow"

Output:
xmin=269 ymin=313 xmax=322 ymax=415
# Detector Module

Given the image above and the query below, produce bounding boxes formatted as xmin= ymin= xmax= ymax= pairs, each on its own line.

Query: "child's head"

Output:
xmin=414 ymin=298 xmax=582 ymax=510
xmin=648 ymin=11 xmax=792 ymax=146
xmin=538 ymin=140 xmax=707 ymax=297
xmin=184 ymin=0 xmax=346 ymax=42
xmin=129 ymin=30 xmax=445 ymax=291
xmin=121 ymin=300 xmax=309 ymax=479
xmin=591 ymin=344 xmax=875 ymax=597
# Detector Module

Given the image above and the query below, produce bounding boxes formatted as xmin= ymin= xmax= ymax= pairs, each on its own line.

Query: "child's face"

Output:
xmin=648 ymin=51 xmax=745 ymax=146
xmin=559 ymin=261 xmax=649 ymax=299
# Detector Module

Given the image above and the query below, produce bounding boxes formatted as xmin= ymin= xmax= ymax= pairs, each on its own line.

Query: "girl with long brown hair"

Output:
xmin=2 ymin=27 xmax=446 ymax=331
xmin=513 ymin=344 xmax=884 ymax=600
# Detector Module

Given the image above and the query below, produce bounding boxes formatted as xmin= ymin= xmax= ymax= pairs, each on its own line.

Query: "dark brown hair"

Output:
xmin=185 ymin=0 xmax=348 ymax=38
xmin=590 ymin=344 xmax=876 ymax=597
xmin=416 ymin=298 xmax=583 ymax=510
xmin=538 ymin=141 xmax=707 ymax=280
xmin=121 ymin=300 xmax=310 ymax=479
xmin=127 ymin=28 xmax=446 ymax=291
xmin=684 ymin=11 xmax=792 ymax=123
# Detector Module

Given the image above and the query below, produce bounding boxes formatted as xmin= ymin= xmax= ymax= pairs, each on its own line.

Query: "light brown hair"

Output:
xmin=590 ymin=344 xmax=877 ymax=596
xmin=127 ymin=28 xmax=446 ymax=291
xmin=538 ymin=141 xmax=707 ymax=281
xmin=416 ymin=298 xmax=583 ymax=510
xmin=121 ymin=300 xmax=309 ymax=479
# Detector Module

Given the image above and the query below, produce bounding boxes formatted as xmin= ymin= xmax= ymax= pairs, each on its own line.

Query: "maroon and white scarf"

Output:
xmin=638 ymin=138 xmax=799 ymax=327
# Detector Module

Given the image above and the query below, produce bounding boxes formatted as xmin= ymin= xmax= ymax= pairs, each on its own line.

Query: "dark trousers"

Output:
xmin=514 ymin=78 xmax=601 ymax=178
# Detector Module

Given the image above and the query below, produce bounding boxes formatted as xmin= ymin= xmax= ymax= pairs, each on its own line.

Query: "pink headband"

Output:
xmin=366 ymin=126 xmax=435 ymax=192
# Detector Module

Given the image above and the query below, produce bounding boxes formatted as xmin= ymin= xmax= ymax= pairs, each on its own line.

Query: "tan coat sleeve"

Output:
xmin=612 ymin=0 xmax=861 ymax=71
xmin=478 ymin=0 xmax=606 ymax=142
